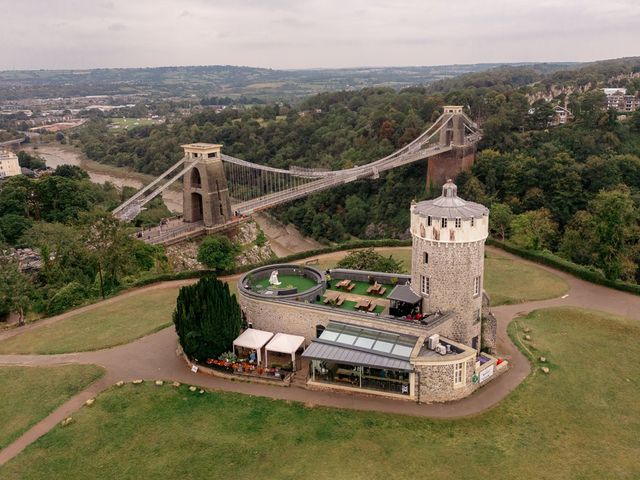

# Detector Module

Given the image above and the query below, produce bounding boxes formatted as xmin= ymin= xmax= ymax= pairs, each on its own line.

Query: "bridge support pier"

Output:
xmin=182 ymin=143 xmax=233 ymax=227
xmin=426 ymin=144 xmax=476 ymax=194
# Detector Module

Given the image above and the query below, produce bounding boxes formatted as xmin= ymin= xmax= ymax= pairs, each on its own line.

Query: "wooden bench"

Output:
xmin=377 ymin=287 xmax=386 ymax=296
xmin=346 ymin=283 xmax=356 ymax=292
xmin=323 ymin=297 xmax=331 ymax=304
xmin=367 ymin=303 xmax=376 ymax=312
xmin=336 ymin=296 xmax=345 ymax=306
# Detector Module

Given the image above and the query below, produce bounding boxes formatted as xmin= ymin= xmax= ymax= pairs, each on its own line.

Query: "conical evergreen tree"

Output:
xmin=173 ymin=276 xmax=242 ymax=361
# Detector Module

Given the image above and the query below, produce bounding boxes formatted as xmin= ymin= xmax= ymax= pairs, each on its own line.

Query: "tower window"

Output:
xmin=474 ymin=276 xmax=481 ymax=296
xmin=471 ymin=217 xmax=475 ymax=227
xmin=453 ymin=361 xmax=465 ymax=386
xmin=427 ymin=216 xmax=432 ymax=226
xmin=441 ymin=218 xmax=447 ymax=228
xmin=455 ymin=218 xmax=461 ymax=228
xmin=421 ymin=275 xmax=430 ymax=295
xmin=423 ymin=252 xmax=429 ymax=264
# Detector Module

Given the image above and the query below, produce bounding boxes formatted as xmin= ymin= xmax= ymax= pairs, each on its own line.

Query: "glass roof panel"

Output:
xmin=392 ymin=344 xmax=414 ymax=357
xmin=319 ymin=321 xmax=418 ymax=359
xmin=354 ymin=336 xmax=375 ymax=349
xmin=336 ymin=333 xmax=357 ymax=345
xmin=319 ymin=330 xmax=339 ymax=342
xmin=372 ymin=340 xmax=394 ymax=353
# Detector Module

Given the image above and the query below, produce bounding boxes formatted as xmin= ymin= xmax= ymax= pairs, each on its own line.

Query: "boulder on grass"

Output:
xmin=85 ymin=398 xmax=95 ymax=407
xmin=116 ymin=380 xmax=125 ymax=387
xmin=189 ymin=386 xmax=197 ymax=392
xmin=132 ymin=379 xmax=143 ymax=385
xmin=61 ymin=417 xmax=73 ymax=427
xmin=541 ymin=366 xmax=550 ymax=374
xmin=155 ymin=380 xmax=163 ymax=386
xmin=172 ymin=382 xmax=181 ymax=388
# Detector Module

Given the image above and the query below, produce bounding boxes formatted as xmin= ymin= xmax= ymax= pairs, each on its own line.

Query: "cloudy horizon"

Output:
xmin=0 ymin=0 xmax=638 ymax=71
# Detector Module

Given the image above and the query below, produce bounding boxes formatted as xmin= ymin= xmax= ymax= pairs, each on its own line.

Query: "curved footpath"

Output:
xmin=1 ymin=246 xmax=639 ymax=466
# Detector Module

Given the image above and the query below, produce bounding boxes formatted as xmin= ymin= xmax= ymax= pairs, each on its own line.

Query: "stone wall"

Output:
xmin=415 ymin=355 xmax=477 ymax=403
xmin=481 ymin=313 xmax=497 ymax=353
xmin=328 ymin=269 xmax=410 ymax=286
xmin=239 ymin=292 xmax=440 ymax=341
xmin=426 ymin=147 xmax=476 ymax=189
xmin=411 ymin=238 xmax=485 ymax=347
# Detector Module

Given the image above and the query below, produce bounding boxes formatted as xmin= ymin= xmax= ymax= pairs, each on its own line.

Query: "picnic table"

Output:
xmin=355 ymin=299 xmax=371 ymax=310
xmin=336 ymin=279 xmax=350 ymax=289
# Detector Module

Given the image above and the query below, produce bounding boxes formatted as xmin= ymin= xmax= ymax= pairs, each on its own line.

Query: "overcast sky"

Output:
xmin=0 ymin=0 xmax=638 ymax=70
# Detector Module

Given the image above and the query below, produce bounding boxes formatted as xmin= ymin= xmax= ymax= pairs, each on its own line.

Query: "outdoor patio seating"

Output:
xmin=377 ymin=287 xmax=386 ymax=296
xmin=336 ymin=296 xmax=345 ymax=306
xmin=346 ymin=283 xmax=356 ymax=292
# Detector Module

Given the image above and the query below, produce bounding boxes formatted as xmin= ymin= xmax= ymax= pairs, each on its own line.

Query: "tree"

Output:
xmin=17 ymin=151 xmax=46 ymax=170
xmin=0 ymin=214 xmax=32 ymax=245
xmin=489 ymin=203 xmax=513 ymax=241
xmin=0 ymin=255 xmax=31 ymax=326
xmin=83 ymin=213 xmax=136 ymax=298
xmin=53 ymin=164 xmax=90 ymax=180
xmin=197 ymin=235 xmax=240 ymax=271
xmin=589 ymin=188 xmax=639 ymax=280
xmin=173 ymin=276 xmax=242 ymax=361
xmin=510 ymin=208 xmax=558 ymax=250
xmin=336 ymin=248 xmax=403 ymax=273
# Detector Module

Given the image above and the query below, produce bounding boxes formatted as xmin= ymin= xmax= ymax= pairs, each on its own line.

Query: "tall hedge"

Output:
xmin=173 ymin=276 xmax=242 ymax=361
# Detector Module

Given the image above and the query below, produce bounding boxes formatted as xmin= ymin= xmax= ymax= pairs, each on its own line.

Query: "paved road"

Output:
xmin=1 ymin=247 xmax=639 ymax=466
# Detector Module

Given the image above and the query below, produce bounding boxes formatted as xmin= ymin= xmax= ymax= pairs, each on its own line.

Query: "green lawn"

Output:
xmin=3 ymin=307 xmax=638 ymax=479
xmin=0 ymin=288 xmax=182 ymax=355
xmin=253 ymin=274 xmax=317 ymax=293
xmin=484 ymin=251 xmax=569 ymax=305
xmin=0 ymin=280 xmax=238 ymax=355
xmin=0 ymin=364 xmax=104 ymax=449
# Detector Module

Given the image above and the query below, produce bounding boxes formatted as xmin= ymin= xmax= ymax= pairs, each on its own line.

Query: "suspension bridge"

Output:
xmin=112 ymin=106 xmax=481 ymax=245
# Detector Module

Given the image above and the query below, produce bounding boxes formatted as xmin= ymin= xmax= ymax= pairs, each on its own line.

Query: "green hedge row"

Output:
xmin=487 ymin=238 xmax=640 ymax=296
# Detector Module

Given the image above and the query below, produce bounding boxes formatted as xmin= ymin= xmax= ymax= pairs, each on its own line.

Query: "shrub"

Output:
xmin=47 ymin=282 xmax=88 ymax=315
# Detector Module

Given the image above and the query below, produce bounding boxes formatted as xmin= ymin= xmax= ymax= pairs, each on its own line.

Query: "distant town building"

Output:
xmin=602 ymin=88 xmax=640 ymax=113
xmin=0 ymin=150 xmax=21 ymax=178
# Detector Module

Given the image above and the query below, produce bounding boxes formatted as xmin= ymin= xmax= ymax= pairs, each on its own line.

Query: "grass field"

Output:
xmin=0 ymin=288 xmax=182 ymax=355
xmin=109 ymin=118 xmax=160 ymax=130
xmin=2 ymin=307 xmax=638 ymax=479
xmin=0 ymin=365 xmax=104 ymax=450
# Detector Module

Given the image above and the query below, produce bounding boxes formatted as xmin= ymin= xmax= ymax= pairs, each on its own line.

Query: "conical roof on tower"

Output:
xmin=412 ymin=179 xmax=488 ymax=220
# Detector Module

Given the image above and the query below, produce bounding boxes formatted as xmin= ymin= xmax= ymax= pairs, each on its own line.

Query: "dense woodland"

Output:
xmin=69 ymin=58 xmax=640 ymax=283
xmin=0 ymin=162 xmax=169 ymax=321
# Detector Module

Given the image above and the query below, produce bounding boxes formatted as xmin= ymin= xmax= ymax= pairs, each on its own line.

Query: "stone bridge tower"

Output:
xmin=409 ymin=180 xmax=490 ymax=351
xmin=182 ymin=143 xmax=232 ymax=227
xmin=427 ymin=106 xmax=477 ymax=191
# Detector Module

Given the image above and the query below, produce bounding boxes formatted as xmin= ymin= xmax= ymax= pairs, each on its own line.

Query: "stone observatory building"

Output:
xmin=410 ymin=179 xmax=489 ymax=351
xmin=237 ymin=181 xmax=504 ymax=403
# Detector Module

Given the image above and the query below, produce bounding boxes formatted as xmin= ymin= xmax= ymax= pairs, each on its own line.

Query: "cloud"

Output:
xmin=107 ymin=22 xmax=128 ymax=32
xmin=0 ymin=0 xmax=637 ymax=69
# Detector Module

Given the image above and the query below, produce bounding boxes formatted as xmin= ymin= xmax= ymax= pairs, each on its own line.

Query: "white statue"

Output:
xmin=269 ymin=270 xmax=281 ymax=286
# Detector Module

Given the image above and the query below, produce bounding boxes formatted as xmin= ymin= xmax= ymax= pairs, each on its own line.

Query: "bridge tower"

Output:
xmin=427 ymin=106 xmax=477 ymax=191
xmin=182 ymin=143 xmax=232 ymax=227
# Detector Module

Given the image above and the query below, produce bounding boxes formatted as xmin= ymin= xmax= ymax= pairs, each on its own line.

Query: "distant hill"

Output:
xmin=0 ymin=63 xmax=576 ymax=101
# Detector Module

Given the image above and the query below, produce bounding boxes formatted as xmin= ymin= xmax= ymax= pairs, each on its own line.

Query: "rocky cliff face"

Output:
xmin=164 ymin=221 xmax=275 ymax=272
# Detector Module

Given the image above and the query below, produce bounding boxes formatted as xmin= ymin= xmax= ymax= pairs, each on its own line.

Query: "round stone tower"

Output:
xmin=410 ymin=180 xmax=489 ymax=350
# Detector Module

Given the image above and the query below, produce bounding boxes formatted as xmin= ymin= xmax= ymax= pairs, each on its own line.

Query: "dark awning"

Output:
xmin=387 ymin=284 xmax=422 ymax=304
xmin=302 ymin=342 xmax=413 ymax=371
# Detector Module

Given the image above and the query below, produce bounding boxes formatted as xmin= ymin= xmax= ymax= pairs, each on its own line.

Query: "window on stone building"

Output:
xmin=475 ymin=309 xmax=481 ymax=322
xmin=455 ymin=218 xmax=461 ymax=228
xmin=421 ymin=275 xmax=430 ymax=295
xmin=424 ymin=252 xmax=429 ymax=264
xmin=471 ymin=217 xmax=475 ymax=227
xmin=474 ymin=276 xmax=481 ymax=296
xmin=454 ymin=361 xmax=465 ymax=387
xmin=427 ymin=216 xmax=432 ymax=226
xmin=441 ymin=218 xmax=447 ymax=228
